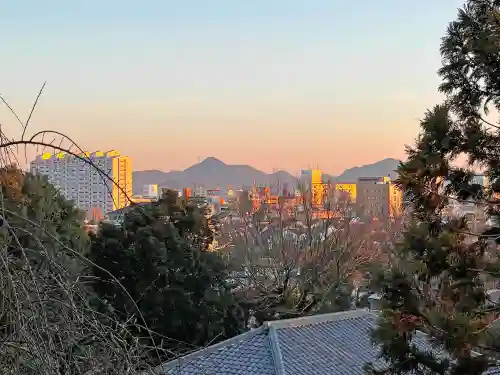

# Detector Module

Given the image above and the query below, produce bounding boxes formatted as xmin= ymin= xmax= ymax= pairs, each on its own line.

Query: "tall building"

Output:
xmin=300 ymin=169 xmax=322 ymax=185
xmin=301 ymin=169 xmax=324 ymax=206
xmin=30 ymin=150 xmax=132 ymax=214
xmin=356 ymin=176 xmax=402 ymax=219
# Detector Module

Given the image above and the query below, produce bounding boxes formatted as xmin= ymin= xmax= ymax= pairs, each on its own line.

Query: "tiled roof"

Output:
xmin=275 ymin=312 xmax=383 ymax=374
xmin=150 ymin=309 xmax=500 ymax=375
xmin=151 ymin=329 xmax=275 ymax=375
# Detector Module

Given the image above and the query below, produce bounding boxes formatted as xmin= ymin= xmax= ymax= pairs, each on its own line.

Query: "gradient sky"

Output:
xmin=1 ymin=0 xmax=465 ymax=175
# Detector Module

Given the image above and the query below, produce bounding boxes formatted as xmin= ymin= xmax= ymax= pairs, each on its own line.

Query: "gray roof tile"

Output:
xmin=160 ymin=329 xmax=276 ymax=375
xmin=276 ymin=314 xmax=380 ymax=375
xmin=155 ymin=309 xmax=500 ymax=375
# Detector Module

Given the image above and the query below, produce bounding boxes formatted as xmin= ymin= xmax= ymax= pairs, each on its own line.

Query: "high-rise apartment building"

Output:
xmin=30 ymin=150 xmax=132 ymax=214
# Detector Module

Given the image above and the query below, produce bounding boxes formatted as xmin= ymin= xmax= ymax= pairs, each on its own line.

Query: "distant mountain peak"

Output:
xmin=376 ymin=157 xmax=397 ymax=162
xmin=200 ymin=157 xmax=225 ymax=166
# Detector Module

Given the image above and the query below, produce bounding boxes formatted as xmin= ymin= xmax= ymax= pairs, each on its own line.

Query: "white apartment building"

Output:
xmin=30 ymin=150 xmax=132 ymax=216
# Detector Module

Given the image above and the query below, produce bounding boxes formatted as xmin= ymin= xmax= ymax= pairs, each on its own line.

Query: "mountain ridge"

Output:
xmin=132 ymin=157 xmax=401 ymax=193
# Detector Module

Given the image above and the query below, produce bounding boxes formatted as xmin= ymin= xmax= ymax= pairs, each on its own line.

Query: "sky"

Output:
xmin=1 ymin=0 xmax=466 ymax=175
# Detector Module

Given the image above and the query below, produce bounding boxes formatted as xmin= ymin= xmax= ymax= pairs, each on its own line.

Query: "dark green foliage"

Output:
xmin=90 ymin=190 xmax=245 ymax=364
xmin=0 ymin=167 xmax=141 ymax=374
xmin=0 ymin=167 xmax=88 ymax=258
xmin=159 ymin=188 xmax=216 ymax=251
xmin=367 ymin=1 xmax=500 ymax=374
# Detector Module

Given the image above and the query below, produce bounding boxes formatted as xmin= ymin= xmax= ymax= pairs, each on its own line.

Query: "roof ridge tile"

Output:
xmin=268 ymin=325 xmax=286 ymax=375
xmin=264 ymin=308 xmax=374 ymax=330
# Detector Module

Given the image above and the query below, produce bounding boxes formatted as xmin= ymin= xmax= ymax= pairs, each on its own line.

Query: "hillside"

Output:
xmin=335 ymin=158 xmax=401 ymax=182
xmin=132 ymin=157 xmax=402 ymax=193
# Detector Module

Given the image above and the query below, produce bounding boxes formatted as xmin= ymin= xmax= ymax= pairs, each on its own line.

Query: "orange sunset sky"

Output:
xmin=1 ymin=0 xmax=464 ymax=176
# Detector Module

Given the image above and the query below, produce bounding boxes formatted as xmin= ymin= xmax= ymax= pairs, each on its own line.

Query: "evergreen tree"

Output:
xmin=0 ymin=165 xmax=88 ymax=258
xmin=89 ymin=191 xmax=244 ymax=364
xmin=0 ymin=166 xmax=142 ymax=374
xmin=368 ymin=1 xmax=500 ymax=374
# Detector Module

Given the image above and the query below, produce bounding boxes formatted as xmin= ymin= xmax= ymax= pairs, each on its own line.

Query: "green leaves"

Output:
xmin=368 ymin=2 xmax=500 ymax=373
xmin=439 ymin=0 xmax=500 ymax=121
xmin=90 ymin=192 xmax=245 ymax=365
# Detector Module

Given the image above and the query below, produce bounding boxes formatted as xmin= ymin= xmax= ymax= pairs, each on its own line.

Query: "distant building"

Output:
xmin=301 ymin=169 xmax=324 ymax=206
xmin=130 ymin=196 xmax=153 ymax=204
xmin=30 ymin=150 xmax=132 ymax=214
xmin=356 ymin=176 xmax=402 ymax=219
xmin=206 ymin=189 xmax=220 ymax=197
xmin=189 ymin=195 xmax=209 ymax=207
xmin=300 ymin=169 xmax=322 ymax=185
xmin=183 ymin=187 xmax=192 ymax=198
xmin=87 ymin=207 xmax=104 ymax=222
xmin=334 ymin=183 xmax=357 ymax=201
xmin=142 ymin=184 xmax=159 ymax=199
xmin=193 ymin=185 xmax=205 ymax=197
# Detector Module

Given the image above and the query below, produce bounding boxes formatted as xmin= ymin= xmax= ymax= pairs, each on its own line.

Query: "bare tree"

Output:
xmin=223 ymin=179 xmax=391 ymax=325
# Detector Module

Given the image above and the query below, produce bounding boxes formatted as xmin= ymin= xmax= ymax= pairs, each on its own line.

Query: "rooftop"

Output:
xmin=149 ymin=309 xmax=500 ymax=375
xmin=33 ymin=150 xmax=124 ymax=161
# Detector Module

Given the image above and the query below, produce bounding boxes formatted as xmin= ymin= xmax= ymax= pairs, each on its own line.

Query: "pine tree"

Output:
xmin=89 ymin=191 xmax=245 ymax=365
xmin=367 ymin=1 xmax=500 ymax=374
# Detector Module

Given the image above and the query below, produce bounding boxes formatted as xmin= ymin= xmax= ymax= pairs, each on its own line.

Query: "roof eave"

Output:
xmin=147 ymin=326 xmax=268 ymax=374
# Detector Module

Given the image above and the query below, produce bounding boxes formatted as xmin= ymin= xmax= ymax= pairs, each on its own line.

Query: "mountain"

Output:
xmin=132 ymin=157 xmax=297 ymax=193
xmin=132 ymin=157 xmax=402 ymax=193
xmin=335 ymin=158 xmax=401 ymax=182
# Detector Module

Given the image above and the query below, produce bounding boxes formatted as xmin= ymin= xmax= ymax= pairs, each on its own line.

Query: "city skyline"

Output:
xmin=28 ymin=150 xmax=398 ymax=178
xmin=2 ymin=0 xmax=464 ymax=174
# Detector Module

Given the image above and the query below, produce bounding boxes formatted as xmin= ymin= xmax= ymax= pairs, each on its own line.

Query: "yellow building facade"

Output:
xmin=310 ymin=169 xmax=322 ymax=185
xmin=388 ymin=183 xmax=403 ymax=217
xmin=310 ymin=169 xmax=324 ymax=206
xmin=111 ymin=153 xmax=133 ymax=211
xmin=130 ymin=196 xmax=153 ymax=204
xmin=334 ymin=183 xmax=357 ymax=201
